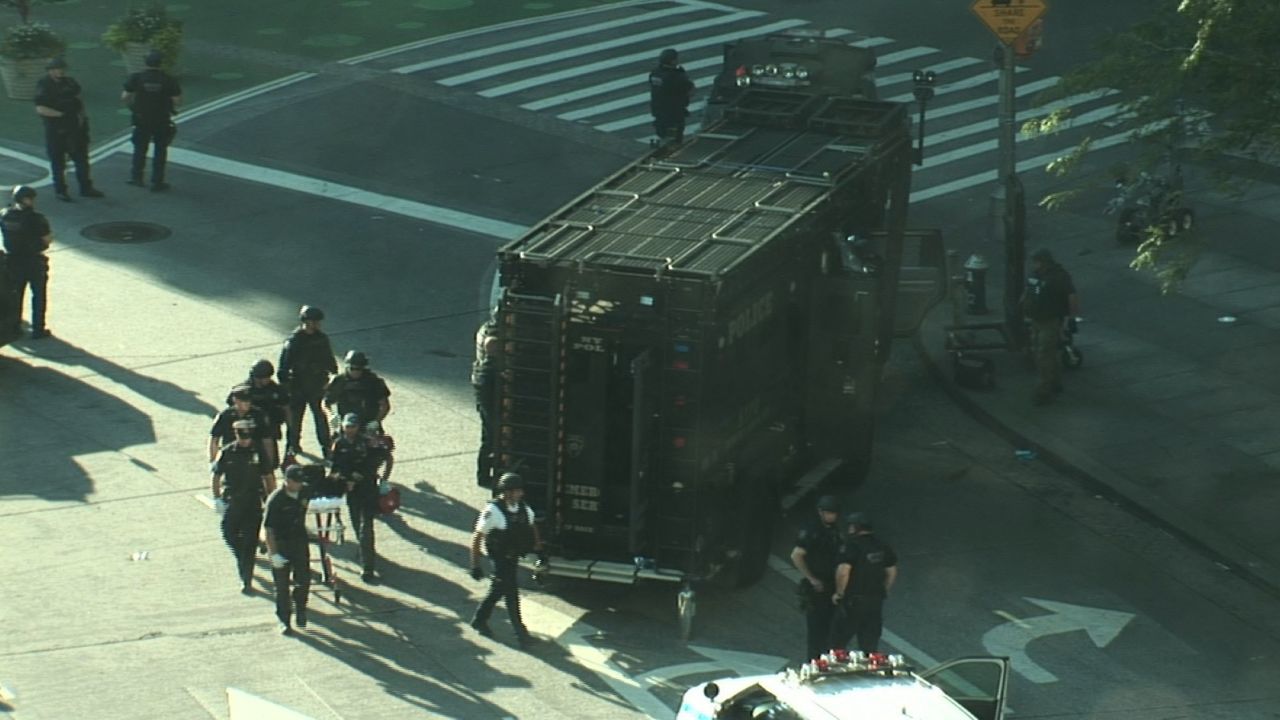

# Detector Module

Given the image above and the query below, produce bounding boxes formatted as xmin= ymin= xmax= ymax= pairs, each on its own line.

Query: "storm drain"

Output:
xmin=81 ymin=221 xmax=171 ymax=244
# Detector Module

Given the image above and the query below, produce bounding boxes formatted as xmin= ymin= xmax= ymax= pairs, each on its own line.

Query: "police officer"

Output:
xmin=471 ymin=321 xmax=499 ymax=487
xmin=469 ymin=472 xmax=542 ymax=648
xmin=265 ymin=465 xmax=312 ymax=635
xmin=121 ymin=50 xmax=182 ymax=192
xmin=648 ymin=48 xmax=694 ymax=144
xmin=278 ymin=305 xmax=338 ymax=457
xmin=790 ymin=495 xmax=843 ymax=661
xmin=211 ymin=418 xmax=272 ymax=593
xmin=323 ymin=350 xmax=391 ymax=431
xmin=233 ymin=359 xmax=291 ymax=471
xmin=210 ymin=385 xmax=275 ymax=476
xmin=330 ymin=413 xmax=381 ymax=582
xmin=831 ymin=513 xmax=898 ymax=653
xmin=34 ymin=57 xmax=103 ymax=202
xmin=0 ymin=186 xmax=53 ymax=339
xmin=1022 ymin=248 xmax=1080 ymax=406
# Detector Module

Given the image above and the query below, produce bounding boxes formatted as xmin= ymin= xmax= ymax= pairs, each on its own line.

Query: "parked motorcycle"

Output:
xmin=1105 ymin=171 xmax=1194 ymax=245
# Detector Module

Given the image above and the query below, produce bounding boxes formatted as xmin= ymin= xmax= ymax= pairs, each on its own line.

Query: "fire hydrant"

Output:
xmin=964 ymin=254 xmax=990 ymax=315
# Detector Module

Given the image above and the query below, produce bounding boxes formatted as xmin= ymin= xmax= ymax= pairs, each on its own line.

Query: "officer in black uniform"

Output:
xmin=831 ymin=512 xmax=899 ymax=653
xmin=469 ymin=472 xmax=543 ymax=648
xmin=0 ymin=185 xmax=53 ymax=339
xmin=1023 ymin=248 xmax=1080 ymax=406
xmin=210 ymin=385 xmax=274 ymax=474
xmin=33 ymin=57 xmax=103 ymax=202
xmin=234 ymin=359 xmax=291 ymax=471
xmin=265 ymin=465 xmax=312 ymax=635
xmin=324 ymin=350 xmax=391 ymax=432
xmin=278 ymin=305 xmax=338 ymax=457
xmin=790 ymin=495 xmax=843 ymax=661
xmin=121 ymin=50 xmax=182 ymax=192
xmin=471 ymin=321 xmax=499 ymax=487
xmin=211 ymin=419 xmax=273 ymax=593
xmin=329 ymin=413 xmax=379 ymax=582
xmin=648 ymin=48 xmax=694 ymax=144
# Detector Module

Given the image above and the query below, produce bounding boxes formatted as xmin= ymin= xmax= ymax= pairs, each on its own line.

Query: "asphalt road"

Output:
xmin=3 ymin=0 xmax=1279 ymax=718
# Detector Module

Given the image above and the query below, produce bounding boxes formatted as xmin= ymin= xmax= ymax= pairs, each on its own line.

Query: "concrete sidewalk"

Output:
xmin=917 ymin=168 xmax=1280 ymax=596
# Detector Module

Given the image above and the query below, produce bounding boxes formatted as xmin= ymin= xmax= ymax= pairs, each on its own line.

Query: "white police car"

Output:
xmin=676 ymin=651 xmax=1009 ymax=720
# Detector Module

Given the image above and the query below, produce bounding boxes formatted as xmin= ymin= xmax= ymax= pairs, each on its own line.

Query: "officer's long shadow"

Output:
xmin=0 ymin=356 xmax=156 ymax=501
xmin=8 ymin=333 xmax=218 ymax=418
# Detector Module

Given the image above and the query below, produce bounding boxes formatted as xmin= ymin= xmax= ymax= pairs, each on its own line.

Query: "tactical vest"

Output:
xmin=486 ymin=501 xmax=534 ymax=559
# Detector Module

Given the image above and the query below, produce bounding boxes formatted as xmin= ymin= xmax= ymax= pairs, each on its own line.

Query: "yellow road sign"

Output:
xmin=971 ymin=0 xmax=1049 ymax=45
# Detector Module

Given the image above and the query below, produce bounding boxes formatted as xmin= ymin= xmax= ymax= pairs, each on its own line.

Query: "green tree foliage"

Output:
xmin=1026 ymin=0 xmax=1280 ymax=291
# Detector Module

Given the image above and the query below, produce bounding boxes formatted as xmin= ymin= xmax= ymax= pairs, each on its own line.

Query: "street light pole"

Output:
xmin=993 ymin=43 xmax=1026 ymax=349
xmin=912 ymin=70 xmax=936 ymax=166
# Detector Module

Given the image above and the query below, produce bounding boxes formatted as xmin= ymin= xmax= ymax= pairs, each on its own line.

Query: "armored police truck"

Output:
xmin=485 ymin=87 xmax=944 ymax=638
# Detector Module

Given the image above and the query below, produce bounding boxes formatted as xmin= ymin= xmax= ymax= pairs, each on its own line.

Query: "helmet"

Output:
xmin=496 ymin=472 xmax=524 ymax=492
xmin=46 ymin=57 xmax=66 ymax=70
xmin=659 ymin=48 xmax=678 ymax=65
xmin=342 ymin=413 xmax=361 ymax=427
xmin=815 ymin=495 xmax=838 ymax=512
xmin=228 ymin=384 xmax=252 ymax=401
xmin=250 ymin=359 xmax=274 ymax=378
xmin=344 ymin=350 xmax=369 ymax=369
xmin=299 ymin=305 xmax=324 ymax=322
xmin=11 ymin=185 xmax=35 ymax=203
xmin=845 ymin=512 xmax=873 ymax=531
xmin=284 ymin=464 xmax=308 ymax=482
xmin=144 ymin=50 xmax=163 ymax=68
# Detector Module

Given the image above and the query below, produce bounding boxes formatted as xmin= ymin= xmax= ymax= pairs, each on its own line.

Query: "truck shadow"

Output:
xmin=0 ymin=355 xmax=157 ymax=502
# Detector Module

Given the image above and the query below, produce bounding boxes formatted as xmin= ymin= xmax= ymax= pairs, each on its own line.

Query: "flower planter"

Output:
xmin=121 ymin=41 xmax=151 ymax=75
xmin=0 ymin=56 xmax=48 ymax=100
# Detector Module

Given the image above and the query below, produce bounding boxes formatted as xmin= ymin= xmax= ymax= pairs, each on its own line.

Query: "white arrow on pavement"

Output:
xmin=982 ymin=597 xmax=1135 ymax=684
xmin=688 ymin=645 xmax=788 ymax=677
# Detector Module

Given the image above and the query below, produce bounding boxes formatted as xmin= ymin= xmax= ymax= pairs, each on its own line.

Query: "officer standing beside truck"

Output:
xmin=471 ymin=322 xmax=499 ymax=487
xmin=469 ymin=472 xmax=543 ymax=648
xmin=831 ymin=512 xmax=898 ymax=653
xmin=790 ymin=495 xmax=844 ymax=661
xmin=648 ymin=48 xmax=694 ymax=144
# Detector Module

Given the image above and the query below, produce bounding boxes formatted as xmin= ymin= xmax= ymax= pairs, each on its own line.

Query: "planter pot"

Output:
xmin=121 ymin=41 xmax=151 ymax=75
xmin=0 ymin=56 xmax=48 ymax=100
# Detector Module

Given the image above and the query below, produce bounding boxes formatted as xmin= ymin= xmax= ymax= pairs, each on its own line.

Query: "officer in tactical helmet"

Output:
xmin=648 ymin=47 xmax=694 ymax=144
xmin=324 ymin=350 xmax=391 ymax=432
xmin=791 ymin=495 xmax=843 ymax=660
xmin=278 ymin=305 xmax=338 ymax=458
xmin=469 ymin=472 xmax=543 ymax=648
xmin=209 ymin=384 xmax=274 ymax=479
xmin=0 ymin=185 xmax=54 ymax=339
xmin=229 ymin=359 xmax=291 ymax=471
xmin=211 ymin=418 xmax=273 ymax=593
xmin=121 ymin=50 xmax=182 ymax=191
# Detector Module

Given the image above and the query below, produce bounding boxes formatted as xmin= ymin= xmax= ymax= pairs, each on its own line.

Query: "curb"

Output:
xmin=911 ymin=309 xmax=1280 ymax=601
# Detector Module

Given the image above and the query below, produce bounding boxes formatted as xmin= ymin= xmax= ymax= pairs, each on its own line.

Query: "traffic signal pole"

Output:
xmin=995 ymin=43 xmax=1026 ymax=349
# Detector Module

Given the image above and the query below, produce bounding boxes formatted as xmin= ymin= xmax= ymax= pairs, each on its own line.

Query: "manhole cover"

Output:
xmin=81 ymin=221 xmax=171 ymax=244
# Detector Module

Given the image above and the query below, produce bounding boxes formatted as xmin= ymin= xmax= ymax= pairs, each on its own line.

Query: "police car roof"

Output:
xmin=759 ymin=672 xmax=979 ymax=720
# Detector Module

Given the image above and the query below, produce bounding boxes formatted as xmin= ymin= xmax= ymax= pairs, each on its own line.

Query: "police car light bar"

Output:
xmin=786 ymin=650 xmax=910 ymax=683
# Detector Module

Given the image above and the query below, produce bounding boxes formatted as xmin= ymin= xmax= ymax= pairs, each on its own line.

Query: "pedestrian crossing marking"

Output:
xmin=442 ymin=10 xmax=765 ymax=88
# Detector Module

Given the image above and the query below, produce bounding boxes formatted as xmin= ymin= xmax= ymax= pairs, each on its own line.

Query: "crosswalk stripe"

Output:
xmin=912 ymin=128 xmax=1137 ymax=202
xmin=878 ymin=56 xmax=982 ymax=88
xmin=443 ymin=10 xmax=764 ymax=87
xmin=887 ymin=67 xmax=1030 ymax=103
xmin=927 ymin=89 xmax=1119 ymax=146
xmin=526 ymin=28 xmax=857 ymax=113
xmin=393 ymin=5 xmax=710 ymax=74
xmin=922 ymin=103 xmax=1123 ymax=167
xmin=479 ymin=18 xmax=810 ymax=98
xmin=850 ymin=36 xmax=895 ymax=48
xmin=925 ymin=76 xmax=1060 ymax=121
xmin=874 ymin=45 xmax=939 ymax=66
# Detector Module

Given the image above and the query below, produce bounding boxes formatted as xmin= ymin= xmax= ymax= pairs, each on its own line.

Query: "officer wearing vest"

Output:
xmin=34 ymin=57 xmax=103 ymax=202
xmin=209 ymin=385 xmax=275 ymax=475
xmin=469 ymin=472 xmax=543 ymax=648
xmin=831 ymin=512 xmax=899 ymax=653
xmin=471 ymin=321 xmax=499 ymax=487
xmin=211 ymin=419 xmax=273 ymax=593
xmin=648 ymin=48 xmax=694 ymax=144
xmin=265 ymin=465 xmax=312 ymax=635
xmin=235 ymin=359 xmax=291 ymax=469
xmin=328 ymin=413 xmax=380 ymax=582
xmin=121 ymin=50 xmax=182 ymax=192
xmin=790 ymin=495 xmax=844 ymax=661
xmin=278 ymin=305 xmax=338 ymax=457
xmin=324 ymin=350 xmax=392 ymax=433
xmin=1022 ymin=248 xmax=1080 ymax=406
xmin=0 ymin=186 xmax=53 ymax=339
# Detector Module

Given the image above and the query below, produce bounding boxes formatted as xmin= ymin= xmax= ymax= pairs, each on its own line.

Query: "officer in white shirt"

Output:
xmin=468 ymin=472 xmax=542 ymax=648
